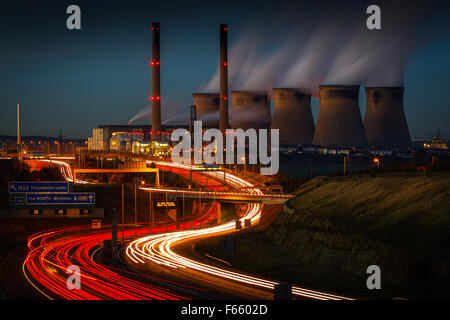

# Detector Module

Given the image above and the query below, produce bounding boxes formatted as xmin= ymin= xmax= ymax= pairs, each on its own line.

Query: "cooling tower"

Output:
xmin=219 ymin=24 xmax=229 ymax=131
xmin=231 ymin=91 xmax=270 ymax=130
xmin=364 ymin=87 xmax=411 ymax=150
xmin=271 ymin=88 xmax=315 ymax=145
xmin=313 ymin=85 xmax=368 ymax=148
xmin=192 ymin=93 xmax=220 ymax=128
xmin=151 ymin=22 xmax=162 ymax=139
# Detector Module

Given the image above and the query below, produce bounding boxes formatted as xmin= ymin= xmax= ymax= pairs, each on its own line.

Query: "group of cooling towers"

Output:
xmin=151 ymin=23 xmax=412 ymax=151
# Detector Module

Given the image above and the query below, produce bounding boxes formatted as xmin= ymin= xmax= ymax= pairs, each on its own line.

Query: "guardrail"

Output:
xmin=139 ymin=187 xmax=293 ymax=203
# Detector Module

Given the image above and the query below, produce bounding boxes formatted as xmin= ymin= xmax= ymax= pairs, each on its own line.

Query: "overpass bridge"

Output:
xmin=139 ymin=187 xmax=293 ymax=204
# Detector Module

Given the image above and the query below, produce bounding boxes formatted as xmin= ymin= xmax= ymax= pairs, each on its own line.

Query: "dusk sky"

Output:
xmin=0 ymin=0 xmax=449 ymax=139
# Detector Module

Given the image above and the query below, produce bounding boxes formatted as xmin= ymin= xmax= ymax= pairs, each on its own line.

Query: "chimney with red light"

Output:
xmin=151 ymin=22 xmax=162 ymax=140
xmin=219 ymin=24 xmax=229 ymax=132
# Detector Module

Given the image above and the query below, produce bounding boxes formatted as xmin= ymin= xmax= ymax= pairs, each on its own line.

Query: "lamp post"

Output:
xmin=343 ymin=156 xmax=350 ymax=175
xmin=373 ymin=158 xmax=381 ymax=170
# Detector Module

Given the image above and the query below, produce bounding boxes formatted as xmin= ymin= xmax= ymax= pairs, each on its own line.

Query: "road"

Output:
xmin=19 ymin=159 xmax=352 ymax=300
xmin=125 ymin=162 xmax=352 ymax=300
xmin=19 ymin=160 xmax=236 ymax=299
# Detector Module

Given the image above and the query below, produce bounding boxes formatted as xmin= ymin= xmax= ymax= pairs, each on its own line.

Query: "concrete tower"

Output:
xmin=313 ymin=85 xmax=368 ymax=148
xmin=231 ymin=91 xmax=270 ymax=130
xmin=364 ymin=87 xmax=411 ymax=150
xmin=271 ymin=88 xmax=315 ymax=145
xmin=192 ymin=93 xmax=220 ymax=128
xmin=219 ymin=24 xmax=229 ymax=132
xmin=151 ymin=22 xmax=162 ymax=139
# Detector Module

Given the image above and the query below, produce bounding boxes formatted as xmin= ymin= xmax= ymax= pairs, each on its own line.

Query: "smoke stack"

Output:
xmin=17 ymin=103 xmax=20 ymax=147
xmin=364 ymin=87 xmax=411 ymax=150
xmin=219 ymin=24 xmax=229 ymax=132
xmin=271 ymin=88 xmax=315 ymax=145
xmin=192 ymin=93 xmax=220 ymax=128
xmin=231 ymin=91 xmax=270 ymax=130
xmin=151 ymin=22 xmax=162 ymax=139
xmin=313 ymin=85 xmax=367 ymax=148
xmin=17 ymin=103 xmax=21 ymax=159
xmin=189 ymin=105 xmax=197 ymax=133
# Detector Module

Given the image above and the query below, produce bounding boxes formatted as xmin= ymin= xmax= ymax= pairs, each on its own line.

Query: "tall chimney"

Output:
xmin=189 ymin=105 xmax=197 ymax=133
xmin=219 ymin=24 xmax=229 ymax=132
xmin=151 ymin=22 xmax=162 ymax=140
xmin=17 ymin=103 xmax=21 ymax=158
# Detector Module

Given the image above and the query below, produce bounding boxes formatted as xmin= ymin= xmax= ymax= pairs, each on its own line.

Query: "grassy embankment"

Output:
xmin=196 ymin=174 xmax=450 ymax=298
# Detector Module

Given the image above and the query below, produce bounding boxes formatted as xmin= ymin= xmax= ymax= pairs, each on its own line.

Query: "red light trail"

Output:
xmin=127 ymin=162 xmax=353 ymax=300
xmin=24 ymin=159 xmax=352 ymax=300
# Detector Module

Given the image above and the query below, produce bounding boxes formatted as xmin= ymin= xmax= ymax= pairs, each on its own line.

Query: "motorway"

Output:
xmin=126 ymin=162 xmax=352 ymax=300
xmin=20 ymin=159 xmax=352 ymax=300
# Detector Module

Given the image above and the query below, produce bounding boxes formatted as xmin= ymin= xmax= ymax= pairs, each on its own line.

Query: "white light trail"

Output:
xmin=127 ymin=163 xmax=352 ymax=300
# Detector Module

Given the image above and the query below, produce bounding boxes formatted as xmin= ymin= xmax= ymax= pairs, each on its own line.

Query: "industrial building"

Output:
xmin=87 ymin=125 xmax=183 ymax=153
xmin=231 ymin=91 xmax=271 ymax=131
xmin=192 ymin=93 xmax=220 ymax=128
xmin=363 ymin=87 xmax=411 ymax=150
xmin=86 ymin=22 xmax=416 ymax=154
xmin=313 ymin=85 xmax=368 ymax=149
xmin=271 ymin=88 xmax=315 ymax=146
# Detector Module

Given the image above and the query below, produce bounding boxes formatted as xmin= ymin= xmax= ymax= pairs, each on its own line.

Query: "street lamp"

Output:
xmin=343 ymin=156 xmax=350 ymax=175
xmin=373 ymin=158 xmax=381 ymax=170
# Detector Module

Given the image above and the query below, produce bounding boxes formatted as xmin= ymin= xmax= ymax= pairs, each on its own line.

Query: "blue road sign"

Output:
xmin=25 ymin=193 xmax=95 ymax=205
xmin=9 ymin=181 xmax=69 ymax=193
xmin=9 ymin=196 xmax=25 ymax=206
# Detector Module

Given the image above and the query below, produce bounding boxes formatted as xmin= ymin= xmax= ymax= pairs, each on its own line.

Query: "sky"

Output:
xmin=0 ymin=0 xmax=449 ymax=139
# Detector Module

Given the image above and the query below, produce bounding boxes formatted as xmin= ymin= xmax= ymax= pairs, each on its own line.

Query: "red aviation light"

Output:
xmin=224 ymin=27 xmax=228 ymax=31
xmin=151 ymin=27 xmax=154 ymax=31
xmin=145 ymin=58 xmax=153 ymax=69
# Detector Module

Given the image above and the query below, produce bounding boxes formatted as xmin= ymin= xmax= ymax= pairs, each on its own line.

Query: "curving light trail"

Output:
xmin=26 ymin=159 xmax=352 ymax=300
xmin=126 ymin=162 xmax=353 ymax=300
xmin=22 ymin=159 xmax=214 ymax=300
xmin=24 ymin=224 xmax=194 ymax=300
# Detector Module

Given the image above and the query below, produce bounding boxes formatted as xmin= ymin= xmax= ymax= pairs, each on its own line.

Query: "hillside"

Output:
xmin=197 ymin=174 xmax=450 ymax=298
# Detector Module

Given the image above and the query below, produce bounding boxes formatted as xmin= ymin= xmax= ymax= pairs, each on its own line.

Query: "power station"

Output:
xmin=271 ymin=88 xmax=315 ymax=145
xmin=313 ymin=85 xmax=368 ymax=149
xmin=364 ymin=87 xmax=411 ymax=150
xmin=88 ymin=23 xmax=414 ymax=152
